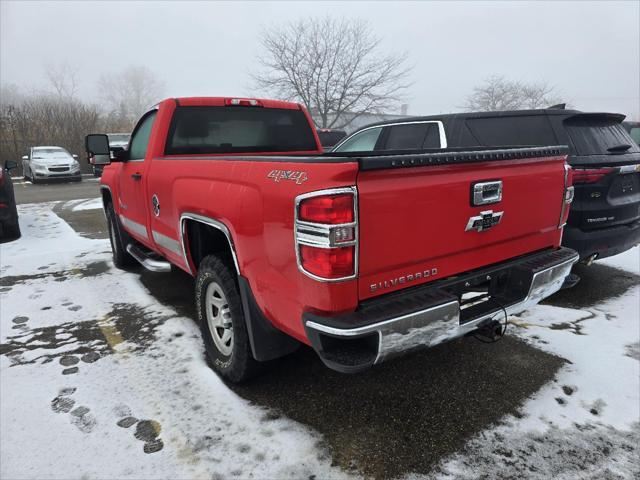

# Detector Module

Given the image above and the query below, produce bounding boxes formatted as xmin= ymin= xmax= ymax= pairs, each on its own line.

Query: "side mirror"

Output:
xmin=21 ymin=155 xmax=28 ymax=160
xmin=85 ymin=134 xmax=111 ymax=165
xmin=111 ymin=147 xmax=128 ymax=162
xmin=72 ymin=154 xmax=78 ymax=159
xmin=85 ymin=134 xmax=110 ymax=156
xmin=4 ymin=160 xmax=17 ymax=171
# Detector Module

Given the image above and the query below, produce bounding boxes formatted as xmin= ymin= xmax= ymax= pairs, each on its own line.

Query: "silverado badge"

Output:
xmin=267 ymin=170 xmax=308 ymax=185
xmin=465 ymin=210 xmax=503 ymax=232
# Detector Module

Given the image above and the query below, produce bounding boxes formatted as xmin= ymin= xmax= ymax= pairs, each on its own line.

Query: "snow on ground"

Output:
xmin=1 ymin=203 xmax=350 ymax=480
xmin=71 ymin=197 xmax=104 ymax=211
xmin=427 ymin=249 xmax=640 ymax=479
xmin=600 ymin=245 xmax=640 ymax=275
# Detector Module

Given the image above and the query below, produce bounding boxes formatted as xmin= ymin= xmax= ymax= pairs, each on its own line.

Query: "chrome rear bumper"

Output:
xmin=304 ymin=247 xmax=578 ymax=373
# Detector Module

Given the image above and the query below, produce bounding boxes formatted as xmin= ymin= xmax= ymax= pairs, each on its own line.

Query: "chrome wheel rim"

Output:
xmin=205 ymin=281 xmax=233 ymax=356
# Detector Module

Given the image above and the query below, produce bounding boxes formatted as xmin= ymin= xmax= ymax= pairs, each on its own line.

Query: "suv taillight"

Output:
xmin=295 ymin=188 xmax=358 ymax=281
xmin=572 ymin=167 xmax=614 ymax=184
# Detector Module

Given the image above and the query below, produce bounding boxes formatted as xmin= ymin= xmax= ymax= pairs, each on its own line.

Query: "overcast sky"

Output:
xmin=2 ymin=1 xmax=639 ymax=119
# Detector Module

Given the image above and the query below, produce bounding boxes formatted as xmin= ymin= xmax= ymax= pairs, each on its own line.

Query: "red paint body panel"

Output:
xmin=356 ymin=157 xmax=567 ymax=299
xmin=147 ymin=158 xmax=359 ymax=343
xmin=100 ymin=97 xmax=570 ymax=348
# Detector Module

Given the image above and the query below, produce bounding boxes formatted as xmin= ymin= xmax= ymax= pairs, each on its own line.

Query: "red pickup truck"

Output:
xmin=85 ymin=97 xmax=578 ymax=382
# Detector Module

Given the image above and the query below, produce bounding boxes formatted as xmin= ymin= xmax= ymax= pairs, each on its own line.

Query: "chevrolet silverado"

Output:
xmin=85 ymin=97 xmax=578 ymax=382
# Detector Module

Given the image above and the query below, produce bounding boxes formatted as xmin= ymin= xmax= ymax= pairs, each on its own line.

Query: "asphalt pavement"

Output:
xmin=7 ymin=180 xmax=639 ymax=478
xmin=12 ymin=175 xmax=101 ymax=205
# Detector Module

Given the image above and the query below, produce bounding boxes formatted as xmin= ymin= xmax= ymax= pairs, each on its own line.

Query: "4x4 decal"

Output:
xmin=267 ymin=170 xmax=308 ymax=185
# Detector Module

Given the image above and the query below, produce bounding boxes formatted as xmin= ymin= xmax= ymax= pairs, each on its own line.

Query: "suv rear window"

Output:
xmin=165 ymin=106 xmax=317 ymax=155
xmin=564 ymin=115 xmax=640 ymax=155
xmin=466 ymin=115 xmax=557 ymax=146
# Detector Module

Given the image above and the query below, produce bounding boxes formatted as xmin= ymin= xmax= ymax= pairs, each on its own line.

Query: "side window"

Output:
xmin=129 ymin=111 xmax=157 ymax=160
xmin=384 ymin=124 xmax=428 ymax=150
xmin=334 ymin=127 xmax=382 ymax=152
xmin=422 ymin=124 xmax=441 ymax=148
xmin=466 ymin=115 xmax=557 ymax=147
xmin=381 ymin=122 xmax=442 ymax=150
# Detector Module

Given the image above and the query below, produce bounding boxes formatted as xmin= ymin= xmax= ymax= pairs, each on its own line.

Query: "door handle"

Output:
xmin=131 ymin=173 xmax=142 ymax=181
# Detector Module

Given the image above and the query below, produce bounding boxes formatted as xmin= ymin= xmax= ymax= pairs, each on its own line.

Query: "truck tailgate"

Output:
xmin=356 ymin=148 xmax=569 ymax=300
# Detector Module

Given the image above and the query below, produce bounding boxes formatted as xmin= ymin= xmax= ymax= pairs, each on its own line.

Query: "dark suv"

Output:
xmin=333 ymin=108 xmax=640 ymax=262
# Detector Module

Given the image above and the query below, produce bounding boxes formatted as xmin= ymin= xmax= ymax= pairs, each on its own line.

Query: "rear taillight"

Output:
xmin=295 ymin=188 xmax=358 ymax=281
xmin=558 ymin=165 xmax=575 ymax=228
xmin=298 ymin=194 xmax=354 ymax=224
xmin=572 ymin=167 xmax=614 ymax=184
xmin=299 ymin=245 xmax=355 ymax=278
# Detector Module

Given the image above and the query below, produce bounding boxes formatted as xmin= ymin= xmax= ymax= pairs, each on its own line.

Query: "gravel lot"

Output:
xmin=1 ymin=180 xmax=638 ymax=479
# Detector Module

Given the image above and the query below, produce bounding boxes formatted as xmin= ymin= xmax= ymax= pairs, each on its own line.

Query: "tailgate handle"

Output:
xmin=472 ymin=181 xmax=502 ymax=206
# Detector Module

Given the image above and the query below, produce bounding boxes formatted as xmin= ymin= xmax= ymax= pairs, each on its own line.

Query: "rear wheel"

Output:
xmin=195 ymin=255 xmax=260 ymax=382
xmin=105 ymin=203 xmax=136 ymax=269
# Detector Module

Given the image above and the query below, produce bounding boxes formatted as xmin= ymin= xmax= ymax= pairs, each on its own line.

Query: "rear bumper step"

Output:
xmin=304 ymin=247 xmax=579 ymax=373
xmin=126 ymin=243 xmax=171 ymax=272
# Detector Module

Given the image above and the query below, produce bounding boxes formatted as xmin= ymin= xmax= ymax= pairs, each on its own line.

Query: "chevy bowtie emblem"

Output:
xmin=465 ymin=210 xmax=503 ymax=232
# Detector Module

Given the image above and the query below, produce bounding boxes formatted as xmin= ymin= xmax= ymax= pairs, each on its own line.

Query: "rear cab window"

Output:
xmin=165 ymin=106 xmax=318 ymax=155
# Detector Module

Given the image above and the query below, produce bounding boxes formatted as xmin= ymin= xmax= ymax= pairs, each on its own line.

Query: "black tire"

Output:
xmin=105 ymin=203 xmax=137 ymax=269
xmin=195 ymin=255 xmax=261 ymax=383
xmin=1 ymin=222 xmax=20 ymax=242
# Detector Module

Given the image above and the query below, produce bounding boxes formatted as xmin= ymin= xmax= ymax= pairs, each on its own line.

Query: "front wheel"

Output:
xmin=195 ymin=255 xmax=260 ymax=383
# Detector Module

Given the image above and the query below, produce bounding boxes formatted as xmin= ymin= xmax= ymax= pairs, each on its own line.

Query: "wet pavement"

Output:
xmin=3 ymin=182 xmax=639 ymax=479
xmin=12 ymin=175 xmax=101 ymax=205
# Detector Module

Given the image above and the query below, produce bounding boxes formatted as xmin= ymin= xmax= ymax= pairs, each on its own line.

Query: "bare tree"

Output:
xmin=463 ymin=76 xmax=563 ymax=111
xmin=0 ymin=85 xmax=102 ymax=175
xmin=45 ymin=61 xmax=79 ymax=99
xmin=98 ymin=66 xmax=165 ymax=128
xmin=252 ymin=17 xmax=412 ymax=129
